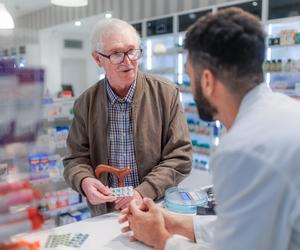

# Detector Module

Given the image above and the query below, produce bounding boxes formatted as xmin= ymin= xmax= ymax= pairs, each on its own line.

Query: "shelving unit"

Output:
xmin=141 ymin=9 xmax=223 ymax=172
xmin=0 ymin=93 xmax=90 ymax=231
xmin=31 ymin=97 xmax=91 ymax=226
xmin=138 ymin=1 xmax=300 ymax=172
xmin=144 ymin=34 xmax=178 ymax=82
xmin=0 ymin=61 xmax=46 ymax=246
xmin=43 ymin=201 xmax=88 ymax=219
xmin=264 ymin=17 xmax=300 ymax=100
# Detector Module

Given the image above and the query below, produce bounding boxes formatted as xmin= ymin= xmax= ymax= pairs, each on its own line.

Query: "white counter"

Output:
xmin=23 ymin=169 xmax=212 ymax=249
xmin=24 ymin=212 xmax=150 ymax=250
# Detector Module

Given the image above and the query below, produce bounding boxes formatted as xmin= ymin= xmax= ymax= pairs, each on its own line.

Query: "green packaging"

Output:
xmin=296 ymin=33 xmax=300 ymax=44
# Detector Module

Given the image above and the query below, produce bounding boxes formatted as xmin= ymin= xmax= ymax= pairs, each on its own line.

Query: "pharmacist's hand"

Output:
xmin=119 ymin=199 xmax=148 ymax=233
xmin=81 ymin=177 xmax=117 ymax=205
xmin=115 ymin=190 xmax=143 ymax=210
xmin=120 ymin=198 xmax=171 ymax=248
xmin=119 ymin=200 xmax=180 ymax=237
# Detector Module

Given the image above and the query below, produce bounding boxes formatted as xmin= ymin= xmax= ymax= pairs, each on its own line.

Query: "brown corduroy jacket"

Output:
xmin=63 ymin=71 xmax=192 ymax=216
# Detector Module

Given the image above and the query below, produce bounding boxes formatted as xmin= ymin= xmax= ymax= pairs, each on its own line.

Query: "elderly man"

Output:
xmin=63 ymin=18 xmax=192 ymax=216
xmin=120 ymin=8 xmax=300 ymax=250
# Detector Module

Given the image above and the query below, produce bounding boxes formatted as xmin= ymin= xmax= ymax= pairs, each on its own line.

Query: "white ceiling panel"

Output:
xmin=1 ymin=0 xmax=51 ymax=18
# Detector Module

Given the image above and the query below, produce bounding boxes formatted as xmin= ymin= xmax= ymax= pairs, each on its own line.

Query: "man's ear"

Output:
xmin=201 ymin=69 xmax=216 ymax=97
xmin=92 ymin=51 xmax=103 ymax=67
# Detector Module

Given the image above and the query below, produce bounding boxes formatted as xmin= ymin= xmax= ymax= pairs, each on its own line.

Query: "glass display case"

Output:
xmin=264 ymin=17 xmax=300 ymax=100
xmin=143 ymin=34 xmax=177 ymax=82
xmin=140 ymin=0 xmax=300 ymax=172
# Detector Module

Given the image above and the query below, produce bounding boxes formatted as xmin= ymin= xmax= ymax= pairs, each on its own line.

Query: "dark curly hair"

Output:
xmin=184 ymin=7 xmax=265 ymax=93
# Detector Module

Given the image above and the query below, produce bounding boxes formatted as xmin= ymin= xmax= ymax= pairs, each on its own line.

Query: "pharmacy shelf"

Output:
xmin=147 ymin=68 xmax=175 ymax=74
xmin=266 ymin=71 xmax=300 ymax=74
xmin=153 ymin=48 xmax=178 ymax=56
xmin=184 ymin=110 xmax=199 ymax=115
xmin=193 ymin=148 xmax=210 ymax=156
xmin=188 ymin=129 xmax=210 ymax=136
xmin=42 ymin=201 xmax=88 ymax=218
xmin=269 ymin=44 xmax=300 ymax=49
xmin=179 ymin=86 xmax=192 ymax=94
xmin=29 ymin=176 xmax=64 ymax=185
xmin=42 ymin=116 xmax=73 ymax=124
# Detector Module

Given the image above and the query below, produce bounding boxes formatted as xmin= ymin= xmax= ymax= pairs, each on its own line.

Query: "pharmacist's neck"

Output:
xmin=217 ymin=92 xmax=243 ymax=130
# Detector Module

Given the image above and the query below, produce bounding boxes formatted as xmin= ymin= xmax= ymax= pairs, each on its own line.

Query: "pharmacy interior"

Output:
xmin=0 ymin=0 xmax=300 ymax=249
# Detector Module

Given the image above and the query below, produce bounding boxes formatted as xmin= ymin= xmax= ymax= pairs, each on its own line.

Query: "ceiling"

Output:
xmin=45 ymin=13 xmax=106 ymax=35
xmin=0 ymin=0 xmax=105 ymax=49
xmin=1 ymin=0 xmax=51 ymax=18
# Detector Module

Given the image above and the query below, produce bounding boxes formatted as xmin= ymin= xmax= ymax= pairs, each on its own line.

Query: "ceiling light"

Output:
xmin=105 ymin=12 xmax=112 ymax=19
xmin=51 ymin=0 xmax=88 ymax=7
xmin=74 ymin=21 xmax=81 ymax=26
xmin=0 ymin=3 xmax=15 ymax=29
xmin=252 ymin=1 xmax=258 ymax=7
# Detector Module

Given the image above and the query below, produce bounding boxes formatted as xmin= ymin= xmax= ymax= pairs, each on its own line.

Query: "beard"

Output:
xmin=193 ymin=75 xmax=218 ymax=122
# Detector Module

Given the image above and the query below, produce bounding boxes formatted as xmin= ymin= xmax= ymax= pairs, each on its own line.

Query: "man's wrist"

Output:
xmin=80 ymin=176 xmax=93 ymax=196
xmin=154 ymin=229 xmax=171 ymax=250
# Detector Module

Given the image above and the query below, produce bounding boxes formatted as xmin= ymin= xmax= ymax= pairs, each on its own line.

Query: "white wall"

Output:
xmin=23 ymin=43 xmax=41 ymax=67
xmin=61 ymin=58 xmax=86 ymax=97
xmin=39 ymin=29 xmax=62 ymax=95
xmin=38 ymin=28 xmax=100 ymax=96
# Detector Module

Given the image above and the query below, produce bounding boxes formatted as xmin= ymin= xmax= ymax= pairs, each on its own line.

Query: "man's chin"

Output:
xmin=197 ymin=109 xmax=216 ymax=122
xmin=119 ymin=69 xmax=136 ymax=79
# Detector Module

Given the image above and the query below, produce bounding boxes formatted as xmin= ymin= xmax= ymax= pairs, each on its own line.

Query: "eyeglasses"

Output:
xmin=96 ymin=48 xmax=143 ymax=64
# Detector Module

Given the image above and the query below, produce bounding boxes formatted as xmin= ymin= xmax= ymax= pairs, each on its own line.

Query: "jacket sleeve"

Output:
xmin=135 ymin=88 xmax=193 ymax=199
xmin=63 ymin=99 xmax=95 ymax=196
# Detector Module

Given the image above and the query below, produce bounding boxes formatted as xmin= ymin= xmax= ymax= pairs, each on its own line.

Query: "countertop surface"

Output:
xmin=24 ymin=212 xmax=151 ymax=250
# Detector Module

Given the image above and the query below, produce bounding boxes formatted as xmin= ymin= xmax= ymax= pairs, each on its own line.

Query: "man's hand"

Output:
xmin=120 ymin=198 xmax=171 ymax=250
xmin=114 ymin=190 xmax=143 ymax=210
xmin=81 ymin=177 xmax=117 ymax=205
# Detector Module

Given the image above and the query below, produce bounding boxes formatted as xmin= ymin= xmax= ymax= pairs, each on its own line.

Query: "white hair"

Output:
xmin=90 ymin=18 xmax=141 ymax=53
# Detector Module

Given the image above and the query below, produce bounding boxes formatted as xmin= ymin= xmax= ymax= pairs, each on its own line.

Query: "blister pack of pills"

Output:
xmin=44 ymin=233 xmax=89 ymax=248
xmin=45 ymin=234 xmax=71 ymax=248
xmin=111 ymin=186 xmax=133 ymax=197
xmin=68 ymin=233 xmax=89 ymax=248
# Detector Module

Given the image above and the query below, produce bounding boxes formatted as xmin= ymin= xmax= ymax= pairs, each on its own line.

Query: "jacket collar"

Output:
xmin=132 ymin=71 xmax=145 ymax=105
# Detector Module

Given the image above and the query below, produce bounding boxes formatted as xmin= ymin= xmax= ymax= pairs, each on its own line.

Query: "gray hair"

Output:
xmin=90 ymin=18 xmax=141 ymax=53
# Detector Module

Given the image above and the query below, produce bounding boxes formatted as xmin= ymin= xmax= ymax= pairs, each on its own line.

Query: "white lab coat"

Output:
xmin=166 ymin=84 xmax=300 ymax=250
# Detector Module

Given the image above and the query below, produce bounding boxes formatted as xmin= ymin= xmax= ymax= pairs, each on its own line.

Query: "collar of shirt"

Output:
xmin=233 ymin=83 xmax=270 ymax=127
xmin=105 ymin=77 xmax=136 ymax=105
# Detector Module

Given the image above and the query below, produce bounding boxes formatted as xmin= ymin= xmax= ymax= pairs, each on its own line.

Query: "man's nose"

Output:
xmin=122 ymin=54 xmax=132 ymax=65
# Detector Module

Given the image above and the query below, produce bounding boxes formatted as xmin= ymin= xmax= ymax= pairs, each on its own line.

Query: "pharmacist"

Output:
xmin=120 ymin=8 xmax=300 ymax=250
xmin=63 ymin=18 xmax=192 ymax=216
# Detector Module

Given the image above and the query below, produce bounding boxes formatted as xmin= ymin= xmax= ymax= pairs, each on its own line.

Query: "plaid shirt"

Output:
xmin=105 ymin=78 xmax=140 ymax=188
